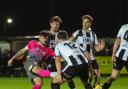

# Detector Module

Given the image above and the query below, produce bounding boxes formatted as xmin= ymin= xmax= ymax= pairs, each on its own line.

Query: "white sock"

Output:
xmin=50 ymin=72 xmax=57 ymax=78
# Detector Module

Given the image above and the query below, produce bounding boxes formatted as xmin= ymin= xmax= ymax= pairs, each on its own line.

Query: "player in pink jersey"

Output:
xmin=8 ymin=30 xmax=57 ymax=89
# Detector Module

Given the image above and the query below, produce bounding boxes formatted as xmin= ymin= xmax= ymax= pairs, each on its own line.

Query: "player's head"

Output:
xmin=39 ymin=30 xmax=50 ymax=46
xmin=57 ymin=30 xmax=68 ymax=42
xmin=82 ymin=15 xmax=93 ymax=30
xmin=50 ymin=16 xmax=62 ymax=32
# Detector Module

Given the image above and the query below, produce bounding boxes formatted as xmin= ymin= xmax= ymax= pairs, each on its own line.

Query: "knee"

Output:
xmin=33 ymin=77 xmax=43 ymax=86
xmin=110 ymin=76 xmax=118 ymax=81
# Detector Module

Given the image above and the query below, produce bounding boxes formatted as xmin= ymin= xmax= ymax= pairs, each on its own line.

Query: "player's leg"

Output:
xmin=45 ymin=58 xmax=60 ymax=89
xmin=102 ymin=57 xmax=124 ymax=89
xmin=125 ymin=60 xmax=128 ymax=72
xmin=90 ymin=60 xmax=100 ymax=88
xmin=61 ymin=66 xmax=76 ymax=89
xmin=102 ymin=69 xmax=120 ymax=89
xmin=78 ymin=63 xmax=93 ymax=89
xmin=32 ymin=77 xmax=43 ymax=89
xmin=61 ymin=62 xmax=76 ymax=89
xmin=67 ymin=79 xmax=76 ymax=89
xmin=51 ymin=77 xmax=60 ymax=89
xmin=31 ymin=66 xmax=57 ymax=78
xmin=47 ymin=59 xmax=75 ymax=89
xmin=93 ymin=69 xmax=100 ymax=87
xmin=24 ymin=62 xmax=43 ymax=89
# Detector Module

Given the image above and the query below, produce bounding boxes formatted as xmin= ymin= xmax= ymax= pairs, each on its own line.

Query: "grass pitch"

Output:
xmin=0 ymin=76 xmax=128 ymax=89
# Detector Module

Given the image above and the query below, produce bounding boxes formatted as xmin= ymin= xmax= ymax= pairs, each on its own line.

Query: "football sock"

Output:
xmin=68 ymin=80 xmax=76 ymax=89
xmin=50 ymin=72 xmax=57 ymax=78
xmin=32 ymin=84 xmax=41 ymax=89
xmin=51 ymin=83 xmax=60 ymax=89
xmin=102 ymin=82 xmax=111 ymax=89
xmin=37 ymin=69 xmax=51 ymax=77
xmin=85 ymin=83 xmax=93 ymax=89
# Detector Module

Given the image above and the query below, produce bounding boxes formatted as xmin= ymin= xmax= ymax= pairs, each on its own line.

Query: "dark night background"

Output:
xmin=0 ymin=0 xmax=127 ymax=38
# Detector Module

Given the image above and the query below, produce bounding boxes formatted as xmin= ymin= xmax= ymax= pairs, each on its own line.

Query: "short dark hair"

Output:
xmin=82 ymin=15 xmax=93 ymax=23
xmin=50 ymin=16 xmax=62 ymax=24
xmin=57 ymin=30 xmax=68 ymax=40
xmin=39 ymin=30 xmax=50 ymax=37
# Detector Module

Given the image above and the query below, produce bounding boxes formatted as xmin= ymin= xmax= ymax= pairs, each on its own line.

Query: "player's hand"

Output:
xmin=98 ymin=39 xmax=105 ymax=50
xmin=8 ymin=59 xmax=13 ymax=66
xmin=56 ymin=74 xmax=63 ymax=84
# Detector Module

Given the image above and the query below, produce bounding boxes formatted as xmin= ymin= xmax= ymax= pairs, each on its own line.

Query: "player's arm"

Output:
xmin=8 ymin=47 xmax=28 ymax=65
xmin=55 ymin=46 xmax=62 ymax=76
xmin=55 ymin=56 xmax=62 ymax=76
xmin=55 ymin=56 xmax=63 ymax=83
xmin=69 ymin=30 xmax=79 ymax=42
xmin=112 ymin=37 xmax=120 ymax=63
xmin=69 ymin=36 xmax=75 ymax=42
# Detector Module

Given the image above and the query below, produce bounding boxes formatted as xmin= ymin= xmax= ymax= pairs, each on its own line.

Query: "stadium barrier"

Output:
xmin=97 ymin=56 xmax=127 ymax=74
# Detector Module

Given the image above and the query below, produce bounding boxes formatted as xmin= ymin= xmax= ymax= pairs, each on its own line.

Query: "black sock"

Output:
xmin=102 ymin=82 xmax=111 ymax=89
xmin=51 ymin=83 xmax=60 ymax=89
xmin=68 ymin=80 xmax=75 ymax=89
xmin=85 ymin=83 xmax=93 ymax=89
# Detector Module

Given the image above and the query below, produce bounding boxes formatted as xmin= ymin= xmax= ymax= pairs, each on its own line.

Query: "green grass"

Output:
xmin=0 ymin=56 xmax=127 ymax=89
xmin=96 ymin=56 xmax=127 ymax=74
xmin=0 ymin=76 xmax=128 ymax=89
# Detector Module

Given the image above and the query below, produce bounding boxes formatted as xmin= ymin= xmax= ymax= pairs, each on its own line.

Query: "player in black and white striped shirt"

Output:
xmin=44 ymin=16 xmax=75 ymax=89
xmin=55 ymin=31 xmax=93 ymax=89
xmin=69 ymin=15 xmax=104 ymax=88
xmin=102 ymin=24 xmax=128 ymax=89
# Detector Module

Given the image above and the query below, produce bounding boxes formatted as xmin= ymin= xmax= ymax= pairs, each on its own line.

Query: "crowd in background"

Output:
xmin=0 ymin=48 xmax=25 ymax=77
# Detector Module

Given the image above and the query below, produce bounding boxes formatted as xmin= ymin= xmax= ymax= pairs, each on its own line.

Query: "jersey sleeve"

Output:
xmin=48 ymin=48 xmax=55 ymax=58
xmin=94 ymin=34 xmax=98 ymax=45
xmin=25 ymin=40 xmax=37 ymax=50
xmin=72 ymin=30 xmax=79 ymax=38
xmin=117 ymin=25 xmax=125 ymax=38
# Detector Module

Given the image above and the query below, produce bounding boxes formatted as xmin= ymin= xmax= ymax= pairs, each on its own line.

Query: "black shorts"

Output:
xmin=113 ymin=57 xmax=128 ymax=72
xmin=61 ymin=63 xmax=89 ymax=81
xmin=45 ymin=58 xmax=57 ymax=72
xmin=92 ymin=60 xmax=99 ymax=69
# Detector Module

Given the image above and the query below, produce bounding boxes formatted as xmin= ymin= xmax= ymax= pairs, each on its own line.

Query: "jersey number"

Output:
xmin=64 ymin=43 xmax=77 ymax=49
xmin=124 ymin=30 xmax=128 ymax=41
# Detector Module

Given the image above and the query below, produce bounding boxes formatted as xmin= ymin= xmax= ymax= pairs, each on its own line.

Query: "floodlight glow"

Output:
xmin=7 ymin=18 xmax=13 ymax=23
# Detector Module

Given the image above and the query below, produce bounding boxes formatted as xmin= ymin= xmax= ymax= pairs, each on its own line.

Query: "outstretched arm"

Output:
xmin=8 ymin=48 xmax=28 ymax=65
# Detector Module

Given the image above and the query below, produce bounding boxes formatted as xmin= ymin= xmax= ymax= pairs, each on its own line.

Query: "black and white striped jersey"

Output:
xmin=72 ymin=28 xmax=98 ymax=60
xmin=55 ymin=41 xmax=88 ymax=67
xmin=115 ymin=24 xmax=128 ymax=61
xmin=49 ymin=32 xmax=57 ymax=50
